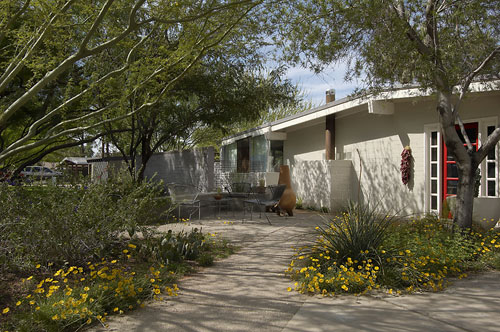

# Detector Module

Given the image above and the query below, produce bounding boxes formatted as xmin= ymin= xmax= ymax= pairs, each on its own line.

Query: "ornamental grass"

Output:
xmin=287 ymin=205 xmax=500 ymax=296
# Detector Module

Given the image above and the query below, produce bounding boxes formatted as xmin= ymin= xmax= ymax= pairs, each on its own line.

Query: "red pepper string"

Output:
xmin=400 ymin=147 xmax=412 ymax=185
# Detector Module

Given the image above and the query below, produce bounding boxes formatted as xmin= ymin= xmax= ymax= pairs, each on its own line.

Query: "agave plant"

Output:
xmin=315 ymin=201 xmax=394 ymax=265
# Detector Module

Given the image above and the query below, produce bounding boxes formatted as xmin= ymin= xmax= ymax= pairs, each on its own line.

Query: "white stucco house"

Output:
xmin=220 ymin=81 xmax=500 ymax=219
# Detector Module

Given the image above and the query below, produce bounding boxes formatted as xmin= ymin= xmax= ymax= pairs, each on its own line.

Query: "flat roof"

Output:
xmin=222 ymin=80 xmax=500 ymax=145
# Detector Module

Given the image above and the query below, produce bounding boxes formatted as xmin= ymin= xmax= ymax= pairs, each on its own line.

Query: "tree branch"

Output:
xmin=475 ymin=127 xmax=500 ymax=164
xmin=460 ymin=46 xmax=500 ymax=100
xmin=78 ymin=0 xmax=116 ymax=51
xmin=0 ymin=0 xmax=31 ymax=45
xmin=0 ymin=0 xmax=77 ymax=94
xmin=389 ymin=1 xmax=433 ymax=59
xmin=0 ymin=0 xmax=145 ymax=129
xmin=0 ymin=21 xmax=153 ymax=150
xmin=454 ymin=112 xmax=473 ymax=151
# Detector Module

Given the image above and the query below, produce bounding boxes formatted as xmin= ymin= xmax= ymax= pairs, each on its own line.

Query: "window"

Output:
xmin=270 ymin=141 xmax=284 ymax=172
xmin=237 ymin=138 xmax=250 ymax=173
xmin=442 ymin=123 xmax=478 ymax=200
xmin=221 ymin=143 xmax=237 ymax=171
xmin=251 ymin=135 xmax=267 ymax=172
xmin=429 ymin=131 xmax=440 ymax=211
xmin=486 ymin=125 xmax=498 ymax=197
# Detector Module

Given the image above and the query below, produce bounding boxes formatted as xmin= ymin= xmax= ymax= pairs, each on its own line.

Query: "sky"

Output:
xmin=285 ymin=63 xmax=359 ymax=107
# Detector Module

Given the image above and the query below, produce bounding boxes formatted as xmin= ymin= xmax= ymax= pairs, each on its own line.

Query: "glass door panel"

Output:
xmin=442 ymin=123 xmax=478 ymax=200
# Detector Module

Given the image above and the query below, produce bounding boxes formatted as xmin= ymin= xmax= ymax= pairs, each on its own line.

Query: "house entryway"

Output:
xmin=426 ymin=119 xmax=498 ymax=215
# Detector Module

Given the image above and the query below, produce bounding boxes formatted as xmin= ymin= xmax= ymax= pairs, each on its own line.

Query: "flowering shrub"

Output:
xmin=1 ymin=230 xmax=232 ymax=331
xmin=287 ymin=214 xmax=500 ymax=296
xmin=0 ymin=176 xmax=237 ymax=331
xmin=1 ymin=244 xmax=179 ymax=331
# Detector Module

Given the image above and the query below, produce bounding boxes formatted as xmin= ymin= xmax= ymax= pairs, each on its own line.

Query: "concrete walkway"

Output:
xmin=90 ymin=211 xmax=500 ymax=332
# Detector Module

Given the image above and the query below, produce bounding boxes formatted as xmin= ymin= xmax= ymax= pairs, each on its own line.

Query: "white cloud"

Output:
xmin=286 ymin=63 xmax=361 ymax=106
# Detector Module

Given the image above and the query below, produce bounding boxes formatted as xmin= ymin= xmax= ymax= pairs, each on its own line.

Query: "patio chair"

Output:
xmin=224 ymin=182 xmax=252 ymax=198
xmin=167 ymin=183 xmax=201 ymax=220
xmin=243 ymin=184 xmax=286 ymax=224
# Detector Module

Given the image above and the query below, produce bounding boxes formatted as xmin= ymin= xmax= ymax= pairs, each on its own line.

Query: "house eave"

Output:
xmin=221 ymin=80 xmax=500 ymax=144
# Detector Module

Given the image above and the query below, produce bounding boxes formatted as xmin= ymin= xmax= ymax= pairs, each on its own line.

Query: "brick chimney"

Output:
xmin=325 ymin=89 xmax=336 ymax=104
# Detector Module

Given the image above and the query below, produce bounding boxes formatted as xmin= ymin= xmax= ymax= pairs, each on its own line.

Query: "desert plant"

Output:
xmin=315 ymin=201 xmax=393 ymax=265
xmin=137 ymin=228 xmax=207 ymax=265
xmin=0 ymin=176 xmax=170 ymax=275
xmin=288 ymin=213 xmax=500 ymax=296
xmin=295 ymin=196 xmax=303 ymax=209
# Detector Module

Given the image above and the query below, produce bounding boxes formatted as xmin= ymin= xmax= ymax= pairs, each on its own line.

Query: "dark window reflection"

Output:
xmin=431 ymin=132 xmax=437 ymax=146
xmin=431 ymin=164 xmax=437 ymax=178
xmin=431 ymin=196 xmax=437 ymax=210
xmin=487 ymin=149 xmax=495 ymax=160
xmin=488 ymin=162 xmax=496 ymax=178
xmin=447 ymin=180 xmax=458 ymax=195
xmin=447 ymin=163 xmax=458 ymax=178
xmin=488 ymin=181 xmax=496 ymax=196
xmin=457 ymin=127 xmax=478 ymax=144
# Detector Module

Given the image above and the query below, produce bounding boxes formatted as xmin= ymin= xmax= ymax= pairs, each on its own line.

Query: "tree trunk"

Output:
xmin=137 ymin=152 xmax=152 ymax=184
xmin=436 ymin=90 xmax=475 ymax=229
xmin=453 ymin=161 xmax=476 ymax=229
xmin=137 ymin=135 xmax=152 ymax=183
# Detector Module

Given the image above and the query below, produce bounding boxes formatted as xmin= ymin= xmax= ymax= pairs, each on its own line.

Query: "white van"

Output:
xmin=20 ymin=166 xmax=62 ymax=178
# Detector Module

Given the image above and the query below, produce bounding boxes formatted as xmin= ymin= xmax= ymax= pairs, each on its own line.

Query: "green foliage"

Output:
xmin=288 ymin=214 xmax=500 ymax=296
xmin=0 ymin=176 xmax=169 ymax=275
xmin=1 ymin=0 xmax=274 ymax=168
xmin=314 ymin=202 xmax=393 ymax=265
xmin=1 ymin=252 xmax=181 ymax=332
xmin=197 ymin=253 xmax=215 ymax=267
xmin=278 ymin=0 xmax=500 ymax=90
xmin=137 ymin=229 xmax=207 ymax=265
xmin=295 ymin=196 xmax=303 ymax=209
xmin=0 ymin=182 xmax=234 ymax=331
xmin=474 ymin=169 xmax=481 ymax=197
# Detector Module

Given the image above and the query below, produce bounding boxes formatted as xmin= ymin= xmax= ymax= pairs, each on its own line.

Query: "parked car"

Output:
xmin=20 ymin=166 xmax=62 ymax=178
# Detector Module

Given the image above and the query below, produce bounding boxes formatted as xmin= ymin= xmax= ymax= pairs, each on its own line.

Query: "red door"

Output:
xmin=442 ymin=122 xmax=478 ymax=200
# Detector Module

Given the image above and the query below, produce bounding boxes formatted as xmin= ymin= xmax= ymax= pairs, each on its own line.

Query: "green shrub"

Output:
xmin=314 ymin=201 xmax=393 ymax=265
xmin=197 ymin=253 xmax=215 ymax=267
xmin=137 ymin=228 xmax=207 ymax=265
xmin=0 ymin=176 xmax=170 ymax=275
xmin=288 ymin=212 xmax=500 ymax=296
xmin=295 ymin=197 xmax=303 ymax=209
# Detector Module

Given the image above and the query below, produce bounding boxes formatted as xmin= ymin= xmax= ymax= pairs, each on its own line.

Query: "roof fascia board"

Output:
xmin=271 ymin=96 xmax=368 ymax=131
xmin=221 ymin=126 xmax=271 ymax=145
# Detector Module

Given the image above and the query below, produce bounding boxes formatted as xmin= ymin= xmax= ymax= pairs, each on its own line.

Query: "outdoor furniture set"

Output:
xmin=166 ymin=182 xmax=287 ymax=223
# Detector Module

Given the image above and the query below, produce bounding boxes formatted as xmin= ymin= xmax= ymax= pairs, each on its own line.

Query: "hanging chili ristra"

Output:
xmin=400 ymin=146 xmax=412 ymax=185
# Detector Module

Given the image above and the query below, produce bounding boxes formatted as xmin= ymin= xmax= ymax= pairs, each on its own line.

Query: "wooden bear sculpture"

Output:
xmin=277 ymin=165 xmax=296 ymax=216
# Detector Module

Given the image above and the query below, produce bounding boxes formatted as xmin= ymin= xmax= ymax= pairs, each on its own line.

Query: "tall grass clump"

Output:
xmin=316 ymin=201 xmax=393 ymax=264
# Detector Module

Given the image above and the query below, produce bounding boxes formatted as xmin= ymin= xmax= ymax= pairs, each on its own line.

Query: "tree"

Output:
xmin=105 ymin=60 xmax=297 ymax=182
xmin=190 ymin=86 xmax=315 ymax=152
xmin=277 ymin=0 xmax=500 ymax=229
xmin=0 ymin=0 xmax=264 ymax=169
